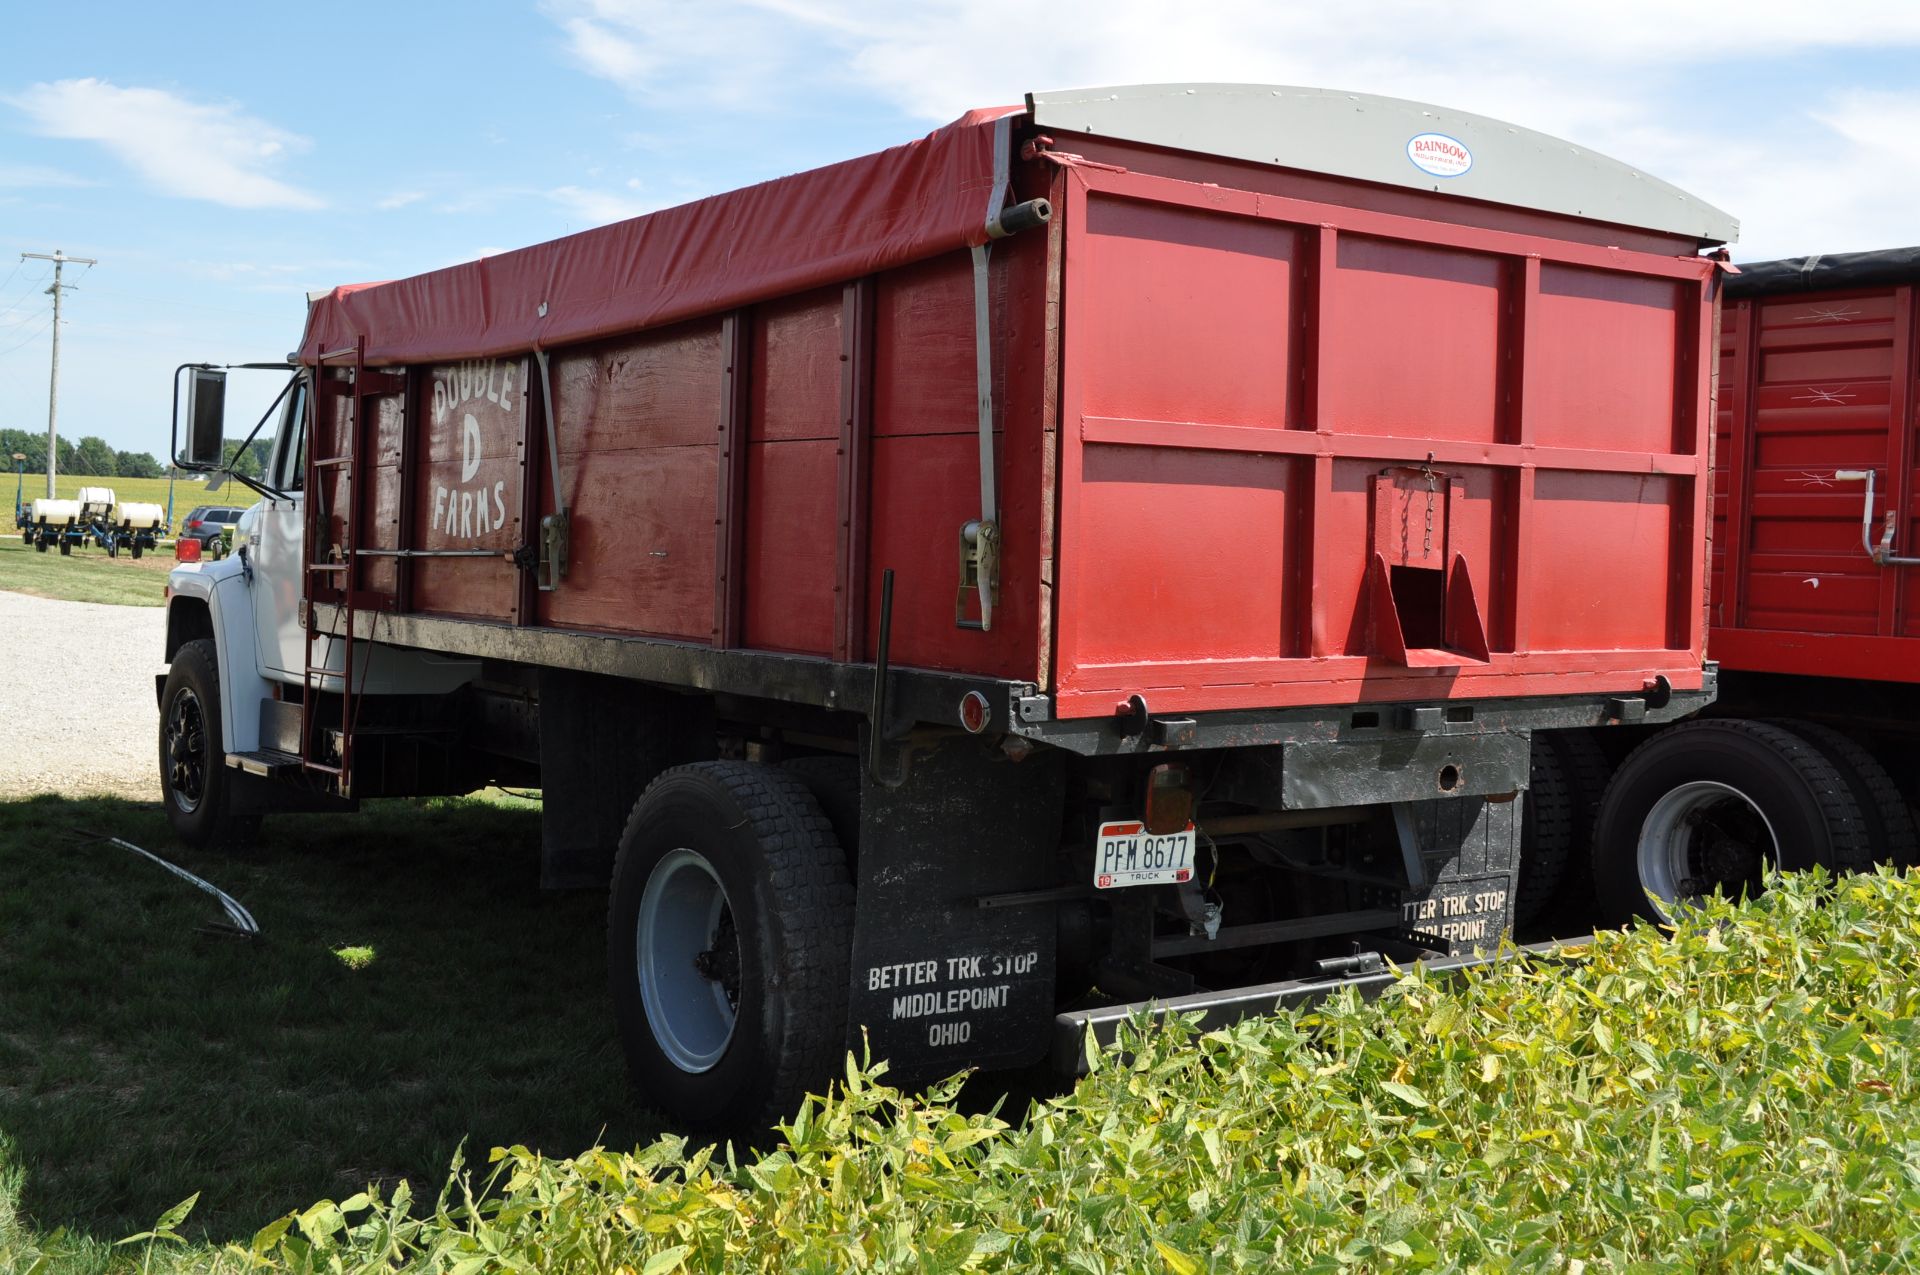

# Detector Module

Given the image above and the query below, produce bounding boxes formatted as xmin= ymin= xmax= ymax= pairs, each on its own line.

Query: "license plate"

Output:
xmin=1094 ymin=821 xmax=1196 ymax=889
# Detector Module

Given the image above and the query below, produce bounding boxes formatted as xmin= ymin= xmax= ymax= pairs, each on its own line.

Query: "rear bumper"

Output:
xmin=1051 ymin=936 xmax=1587 ymax=1076
xmin=1014 ymin=670 xmax=1716 ymax=757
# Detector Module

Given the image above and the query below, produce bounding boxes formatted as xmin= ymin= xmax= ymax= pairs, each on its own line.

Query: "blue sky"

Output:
xmin=3 ymin=0 xmax=1919 ymax=459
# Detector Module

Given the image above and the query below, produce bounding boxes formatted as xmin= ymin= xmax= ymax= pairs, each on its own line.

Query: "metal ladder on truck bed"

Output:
xmin=300 ymin=336 xmax=403 ymax=796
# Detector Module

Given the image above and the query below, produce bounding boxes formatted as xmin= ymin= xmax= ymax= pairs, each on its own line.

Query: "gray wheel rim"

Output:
xmin=636 ymin=847 xmax=739 ymax=1073
xmin=1637 ymin=780 xmax=1778 ymax=921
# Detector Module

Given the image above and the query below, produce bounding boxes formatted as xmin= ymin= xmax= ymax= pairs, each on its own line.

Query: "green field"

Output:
xmin=9 ymin=472 xmax=219 ymax=516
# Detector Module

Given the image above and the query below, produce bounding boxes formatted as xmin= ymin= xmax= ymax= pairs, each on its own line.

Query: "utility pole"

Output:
xmin=21 ymin=249 xmax=98 ymax=498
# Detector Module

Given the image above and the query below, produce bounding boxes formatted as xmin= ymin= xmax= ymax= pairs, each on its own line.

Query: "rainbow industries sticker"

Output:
xmin=1408 ymin=132 xmax=1472 ymax=178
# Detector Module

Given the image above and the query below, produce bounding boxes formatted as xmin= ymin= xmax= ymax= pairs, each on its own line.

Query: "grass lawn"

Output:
xmin=2 ymin=472 xmax=246 ymax=606
xmin=0 ymin=536 xmax=174 ymax=607
xmin=0 ymin=793 xmax=656 ymax=1268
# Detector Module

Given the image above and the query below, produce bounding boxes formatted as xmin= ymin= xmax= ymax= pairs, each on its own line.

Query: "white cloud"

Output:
xmin=540 ymin=0 xmax=1920 ymax=258
xmin=548 ymin=183 xmax=660 ymax=226
xmin=545 ymin=0 xmax=823 ymax=108
xmin=1670 ymin=90 xmax=1920 ymax=260
xmin=543 ymin=0 xmax=1920 ymax=122
xmin=8 ymin=78 xmax=321 ymax=210
xmin=0 ymin=164 xmax=91 ymax=189
xmin=377 ymin=190 xmax=425 ymax=210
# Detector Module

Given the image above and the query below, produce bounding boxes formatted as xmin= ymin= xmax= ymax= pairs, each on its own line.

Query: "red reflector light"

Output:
xmin=958 ymin=690 xmax=990 ymax=734
xmin=175 ymin=537 xmax=202 ymax=562
xmin=1144 ymin=762 xmax=1194 ymax=835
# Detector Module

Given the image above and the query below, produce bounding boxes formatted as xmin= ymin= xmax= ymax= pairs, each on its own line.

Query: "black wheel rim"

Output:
xmin=165 ymin=686 xmax=207 ymax=814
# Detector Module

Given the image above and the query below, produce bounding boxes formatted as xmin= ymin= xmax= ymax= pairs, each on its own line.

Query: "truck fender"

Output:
xmin=163 ymin=560 xmax=271 ymax=756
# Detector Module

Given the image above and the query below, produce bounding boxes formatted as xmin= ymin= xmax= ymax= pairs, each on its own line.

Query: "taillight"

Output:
xmin=958 ymin=690 xmax=990 ymax=734
xmin=1144 ymin=762 xmax=1194 ymax=835
xmin=175 ymin=538 xmax=202 ymax=562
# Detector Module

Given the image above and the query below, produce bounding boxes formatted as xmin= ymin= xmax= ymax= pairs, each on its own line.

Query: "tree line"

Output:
xmin=1 ymin=429 xmax=271 ymax=480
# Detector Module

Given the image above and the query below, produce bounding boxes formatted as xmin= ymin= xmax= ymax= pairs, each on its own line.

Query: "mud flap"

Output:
xmin=847 ymin=732 xmax=1065 ymax=1082
xmin=538 ymin=670 xmax=714 ymax=889
xmin=1369 ymin=795 xmax=1520 ymax=952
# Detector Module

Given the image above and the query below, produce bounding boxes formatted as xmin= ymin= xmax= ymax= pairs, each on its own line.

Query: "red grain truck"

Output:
xmin=159 ymin=84 xmax=1735 ymax=1133
xmin=1572 ymin=248 xmax=1920 ymax=928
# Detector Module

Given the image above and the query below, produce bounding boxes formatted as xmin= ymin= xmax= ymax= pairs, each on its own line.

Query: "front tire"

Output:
xmin=607 ymin=761 xmax=854 ymax=1137
xmin=158 ymin=639 xmax=260 ymax=850
xmin=1591 ymin=720 xmax=1869 ymax=926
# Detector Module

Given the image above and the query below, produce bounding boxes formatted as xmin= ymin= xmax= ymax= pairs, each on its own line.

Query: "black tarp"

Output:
xmin=1725 ymin=246 xmax=1920 ymax=297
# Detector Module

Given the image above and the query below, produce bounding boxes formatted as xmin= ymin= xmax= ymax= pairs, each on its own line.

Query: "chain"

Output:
xmin=1421 ymin=452 xmax=1436 ymax=557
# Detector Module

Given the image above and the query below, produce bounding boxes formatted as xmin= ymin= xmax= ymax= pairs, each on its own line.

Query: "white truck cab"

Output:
xmin=159 ymin=363 xmax=480 ymax=846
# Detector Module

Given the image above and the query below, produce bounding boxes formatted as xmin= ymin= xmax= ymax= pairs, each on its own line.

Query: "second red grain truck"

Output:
xmin=1566 ymin=247 xmax=1920 ymax=930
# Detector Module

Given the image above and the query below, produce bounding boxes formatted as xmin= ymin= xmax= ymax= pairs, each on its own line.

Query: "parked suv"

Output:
xmin=180 ymin=505 xmax=246 ymax=548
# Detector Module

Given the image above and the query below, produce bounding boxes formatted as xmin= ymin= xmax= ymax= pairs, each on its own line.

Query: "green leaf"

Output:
xmin=927 ymin=1229 xmax=979 ymax=1274
xmin=155 ymin=1192 xmax=200 ymax=1233
xmin=249 ymin=1215 xmax=294 ymax=1254
xmin=1155 ymin=1239 xmax=1201 ymax=1275
xmin=1379 ymin=1081 xmax=1431 ymax=1109
xmin=643 ymin=1243 xmax=693 ymax=1274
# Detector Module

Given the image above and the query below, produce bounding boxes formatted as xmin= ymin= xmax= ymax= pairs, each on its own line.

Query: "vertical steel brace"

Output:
xmin=959 ymin=117 xmax=1013 ymax=631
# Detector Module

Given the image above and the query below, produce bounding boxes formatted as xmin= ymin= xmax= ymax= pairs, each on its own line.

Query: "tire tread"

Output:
xmin=608 ymin=760 xmax=855 ymax=1134
xmin=1592 ymin=718 xmax=1871 ymax=924
xmin=161 ymin=639 xmax=261 ymax=851
xmin=1766 ymin=719 xmax=1915 ymax=870
xmin=1516 ymin=737 xmax=1573 ymax=930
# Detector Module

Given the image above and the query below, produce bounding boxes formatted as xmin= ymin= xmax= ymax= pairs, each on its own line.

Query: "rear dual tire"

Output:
xmin=606 ymin=761 xmax=854 ymax=1139
xmin=1770 ymin=719 xmax=1918 ymax=869
xmin=1516 ymin=730 xmax=1612 ymax=931
xmin=1591 ymin=719 xmax=1870 ymax=926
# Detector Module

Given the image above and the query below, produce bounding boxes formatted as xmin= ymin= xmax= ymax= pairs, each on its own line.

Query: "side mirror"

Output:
xmin=175 ymin=366 xmax=227 ymax=469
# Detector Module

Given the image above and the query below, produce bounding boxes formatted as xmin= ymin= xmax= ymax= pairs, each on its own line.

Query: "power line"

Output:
xmin=0 ymin=315 xmax=53 ymax=360
xmin=0 ymin=267 xmax=52 ymax=322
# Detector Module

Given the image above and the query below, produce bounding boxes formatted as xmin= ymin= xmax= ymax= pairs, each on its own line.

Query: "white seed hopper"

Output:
xmin=114 ymin=502 xmax=166 ymax=531
xmin=30 ymin=499 xmax=80 ymax=525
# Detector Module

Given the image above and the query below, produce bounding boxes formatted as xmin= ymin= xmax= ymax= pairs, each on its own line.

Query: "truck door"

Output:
xmin=250 ymin=378 xmax=308 ymax=680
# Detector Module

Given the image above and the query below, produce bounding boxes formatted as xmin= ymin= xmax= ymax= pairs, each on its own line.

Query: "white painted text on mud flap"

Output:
xmin=1403 ymin=886 xmax=1507 ymax=944
xmin=864 ymin=948 xmax=1040 ymax=1048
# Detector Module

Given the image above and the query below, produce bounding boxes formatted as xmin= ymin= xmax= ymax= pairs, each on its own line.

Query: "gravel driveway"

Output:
xmin=0 ymin=591 xmax=166 ymax=800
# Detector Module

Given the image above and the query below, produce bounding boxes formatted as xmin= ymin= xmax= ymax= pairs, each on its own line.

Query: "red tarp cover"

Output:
xmin=299 ymin=107 xmax=1021 ymax=366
